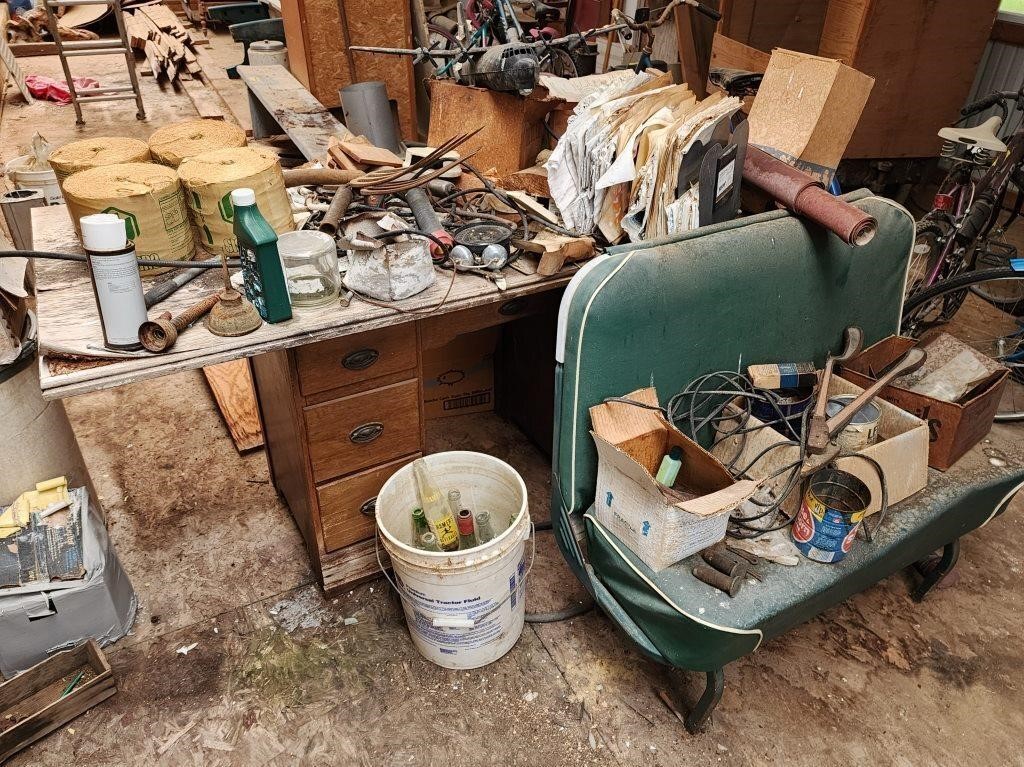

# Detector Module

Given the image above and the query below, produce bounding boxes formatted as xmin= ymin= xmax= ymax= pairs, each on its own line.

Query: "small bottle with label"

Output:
xmin=656 ymin=446 xmax=683 ymax=487
xmin=80 ymin=214 xmax=147 ymax=351
xmin=412 ymin=459 xmax=459 ymax=552
xmin=231 ymin=187 xmax=292 ymax=324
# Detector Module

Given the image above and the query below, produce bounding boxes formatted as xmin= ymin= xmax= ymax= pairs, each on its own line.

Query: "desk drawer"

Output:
xmin=296 ymin=324 xmax=417 ymax=397
xmin=305 ymin=378 xmax=421 ymax=483
xmin=419 ymin=289 xmax=563 ymax=350
xmin=318 ymin=454 xmax=419 ymax=552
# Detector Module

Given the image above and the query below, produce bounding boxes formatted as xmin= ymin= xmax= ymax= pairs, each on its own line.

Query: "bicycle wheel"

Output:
xmin=902 ymin=267 xmax=1024 ymax=421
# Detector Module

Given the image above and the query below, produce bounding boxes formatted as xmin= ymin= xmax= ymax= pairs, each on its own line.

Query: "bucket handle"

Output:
xmin=375 ymin=516 xmax=536 ymax=630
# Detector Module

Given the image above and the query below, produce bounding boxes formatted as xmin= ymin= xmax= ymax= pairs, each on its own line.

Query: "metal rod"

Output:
xmin=318 ymin=185 xmax=353 ymax=236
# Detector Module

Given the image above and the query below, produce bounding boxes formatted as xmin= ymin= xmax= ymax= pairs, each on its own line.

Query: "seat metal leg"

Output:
xmin=912 ymin=539 xmax=960 ymax=602
xmin=684 ymin=669 xmax=725 ymax=734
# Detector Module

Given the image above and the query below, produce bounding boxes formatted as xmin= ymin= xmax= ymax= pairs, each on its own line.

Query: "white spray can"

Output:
xmin=80 ymin=213 xmax=147 ymax=351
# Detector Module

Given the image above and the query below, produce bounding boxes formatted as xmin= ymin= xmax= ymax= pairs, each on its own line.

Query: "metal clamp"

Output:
xmin=349 ymin=422 xmax=384 ymax=444
xmin=342 ymin=348 xmax=380 ymax=370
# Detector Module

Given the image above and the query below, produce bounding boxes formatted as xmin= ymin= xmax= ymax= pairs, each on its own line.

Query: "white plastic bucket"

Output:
xmin=5 ymin=155 xmax=62 ymax=204
xmin=376 ymin=451 xmax=532 ymax=670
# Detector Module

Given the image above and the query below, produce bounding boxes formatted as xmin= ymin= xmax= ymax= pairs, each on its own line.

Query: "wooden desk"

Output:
xmin=33 ymin=206 xmax=571 ymax=593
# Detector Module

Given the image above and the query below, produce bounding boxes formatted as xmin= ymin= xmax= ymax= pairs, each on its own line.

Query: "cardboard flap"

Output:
xmin=589 ymin=387 xmax=664 ymax=444
xmin=675 ymin=479 xmax=759 ymax=517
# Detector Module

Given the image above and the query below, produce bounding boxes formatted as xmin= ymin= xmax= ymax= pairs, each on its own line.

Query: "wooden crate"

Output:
xmin=0 ymin=640 xmax=116 ymax=762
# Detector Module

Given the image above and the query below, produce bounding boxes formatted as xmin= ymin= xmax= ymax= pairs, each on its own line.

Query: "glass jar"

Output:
xmin=278 ymin=230 xmax=340 ymax=308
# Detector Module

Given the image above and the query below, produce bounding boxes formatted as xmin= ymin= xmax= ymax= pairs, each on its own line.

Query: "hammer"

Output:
xmin=806 ymin=327 xmax=864 ymax=454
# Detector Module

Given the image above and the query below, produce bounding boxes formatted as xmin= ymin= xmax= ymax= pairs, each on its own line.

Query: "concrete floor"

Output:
xmin=3 ymin=29 xmax=1024 ymax=767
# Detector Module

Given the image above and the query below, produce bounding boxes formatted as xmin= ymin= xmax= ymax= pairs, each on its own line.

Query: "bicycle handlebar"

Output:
xmin=961 ymin=90 xmax=1021 ymax=117
xmin=685 ymin=0 xmax=722 ymax=22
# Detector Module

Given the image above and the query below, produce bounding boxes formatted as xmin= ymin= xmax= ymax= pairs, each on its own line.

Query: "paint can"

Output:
xmin=751 ymin=386 xmax=813 ymax=439
xmin=825 ymin=395 xmax=881 ymax=451
xmin=791 ymin=468 xmax=871 ymax=563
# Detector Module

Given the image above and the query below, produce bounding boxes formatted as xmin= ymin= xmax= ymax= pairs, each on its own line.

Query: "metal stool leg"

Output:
xmin=912 ymin=539 xmax=960 ymax=602
xmin=684 ymin=669 xmax=725 ymax=734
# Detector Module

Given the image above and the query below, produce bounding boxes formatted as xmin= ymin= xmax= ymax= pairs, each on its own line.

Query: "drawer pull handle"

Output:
xmin=342 ymin=348 xmax=380 ymax=371
xmin=350 ymin=422 xmax=384 ymax=444
xmin=359 ymin=497 xmax=378 ymax=516
xmin=499 ymin=298 xmax=527 ymax=316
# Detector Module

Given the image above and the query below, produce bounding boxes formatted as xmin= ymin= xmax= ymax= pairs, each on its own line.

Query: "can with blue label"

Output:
xmin=791 ymin=468 xmax=871 ymax=563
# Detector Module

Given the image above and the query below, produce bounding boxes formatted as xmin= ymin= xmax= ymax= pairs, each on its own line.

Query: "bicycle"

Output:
xmin=906 ymin=87 xmax=1024 ymax=317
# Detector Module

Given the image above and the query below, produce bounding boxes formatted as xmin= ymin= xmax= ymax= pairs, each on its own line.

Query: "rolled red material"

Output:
xmin=743 ymin=147 xmax=877 ymax=247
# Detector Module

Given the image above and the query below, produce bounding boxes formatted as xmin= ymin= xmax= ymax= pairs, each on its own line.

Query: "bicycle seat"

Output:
xmin=938 ymin=115 xmax=1007 ymax=153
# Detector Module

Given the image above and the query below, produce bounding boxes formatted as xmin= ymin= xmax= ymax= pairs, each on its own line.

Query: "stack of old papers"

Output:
xmin=545 ymin=70 xmax=740 ymax=243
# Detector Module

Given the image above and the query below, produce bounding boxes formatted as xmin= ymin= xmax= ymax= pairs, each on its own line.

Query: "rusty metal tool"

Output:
xmin=807 ymin=327 xmax=864 ymax=454
xmin=692 ymin=563 xmax=743 ymax=597
xmin=138 ymin=293 xmax=220 ymax=352
xmin=318 ymin=185 xmax=353 ymax=237
xmin=701 ymin=547 xmax=748 ymax=579
xmin=824 ymin=347 xmax=926 ymax=438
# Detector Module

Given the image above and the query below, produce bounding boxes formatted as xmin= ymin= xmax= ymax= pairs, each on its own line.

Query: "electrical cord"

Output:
xmin=604 ymin=370 xmax=891 ymax=540
xmin=0 ymin=250 xmax=240 ymax=269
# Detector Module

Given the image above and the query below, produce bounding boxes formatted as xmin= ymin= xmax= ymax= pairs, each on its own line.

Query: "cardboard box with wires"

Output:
xmin=713 ymin=378 xmax=929 ymax=518
xmin=589 ymin=388 xmax=757 ymax=572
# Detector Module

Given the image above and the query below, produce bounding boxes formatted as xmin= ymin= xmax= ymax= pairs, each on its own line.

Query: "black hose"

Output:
xmin=0 ymin=250 xmax=240 ymax=269
xmin=526 ymin=599 xmax=595 ymax=623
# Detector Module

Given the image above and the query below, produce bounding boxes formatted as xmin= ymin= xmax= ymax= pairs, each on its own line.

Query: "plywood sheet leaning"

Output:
xmin=203 ymin=359 xmax=265 ymax=452
xmin=818 ymin=0 xmax=1001 ymax=158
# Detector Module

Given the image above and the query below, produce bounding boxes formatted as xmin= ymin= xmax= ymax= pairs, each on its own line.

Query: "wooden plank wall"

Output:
xmin=819 ymin=0 xmax=1001 ymax=158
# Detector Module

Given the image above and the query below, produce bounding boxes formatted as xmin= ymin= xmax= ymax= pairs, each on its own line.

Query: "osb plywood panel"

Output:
xmin=344 ymin=0 xmax=417 ymax=141
xmin=820 ymin=0 xmax=1000 ymax=158
xmin=280 ymin=0 xmax=415 ymax=140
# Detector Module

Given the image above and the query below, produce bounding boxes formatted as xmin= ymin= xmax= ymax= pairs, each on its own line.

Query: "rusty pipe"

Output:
xmin=743 ymin=147 xmax=877 ymax=246
xmin=138 ymin=293 xmax=220 ymax=353
xmin=319 ymin=185 xmax=354 ymax=236
xmin=282 ymin=168 xmax=363 ymax=187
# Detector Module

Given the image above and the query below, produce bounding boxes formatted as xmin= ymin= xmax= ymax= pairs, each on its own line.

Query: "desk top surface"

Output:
xmin=33 ymin=205 xmax=572 ymax=399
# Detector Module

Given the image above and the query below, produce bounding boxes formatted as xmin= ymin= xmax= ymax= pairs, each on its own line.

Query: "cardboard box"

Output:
xmin=714 ymin=378 xmax=929 ymax=516
xmin=838 ymin=335 xmax=1009 ymax=471
xmin=589 ymin=388 xmax=757 ymax=572
xmin=422 ymin=328 xmax=499 ymax=420
xmin=747 ymin=48 xmax=874 ymax=183
xmin=0 ymin=487 xmax=136 ymax=679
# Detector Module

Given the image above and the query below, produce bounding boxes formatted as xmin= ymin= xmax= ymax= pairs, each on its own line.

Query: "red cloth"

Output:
xmin=24 ymin=75 xmax=100 ymax=105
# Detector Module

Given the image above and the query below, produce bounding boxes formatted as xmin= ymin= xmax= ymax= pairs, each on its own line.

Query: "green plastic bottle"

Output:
xmin=230 ymin=187 xmax=292 ymax=323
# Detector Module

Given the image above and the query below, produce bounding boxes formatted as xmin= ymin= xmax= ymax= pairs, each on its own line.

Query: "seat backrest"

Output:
xmin=551 ymin=192 xmax=915 ymax=581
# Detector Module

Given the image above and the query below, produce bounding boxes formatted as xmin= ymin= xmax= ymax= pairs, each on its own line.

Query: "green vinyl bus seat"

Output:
xmin=550 ymin=191 xmax=1024 ymax=730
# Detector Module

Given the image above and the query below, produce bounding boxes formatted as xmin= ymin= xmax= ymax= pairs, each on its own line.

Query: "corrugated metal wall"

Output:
xmin=964 ymin=22 xmax=1024 ymax=133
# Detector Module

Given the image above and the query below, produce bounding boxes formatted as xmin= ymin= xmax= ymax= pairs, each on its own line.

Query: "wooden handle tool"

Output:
xmin=806 ymin=326 xmax=864 ymax=453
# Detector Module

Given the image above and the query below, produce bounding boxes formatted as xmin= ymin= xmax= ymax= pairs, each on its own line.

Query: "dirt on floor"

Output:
xmin=2 ymin=27 xmax=1024 ymax=767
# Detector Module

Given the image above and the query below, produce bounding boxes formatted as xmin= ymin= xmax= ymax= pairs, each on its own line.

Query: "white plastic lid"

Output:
xmin=80 ymin=213 xmax=128 ymax=251
xmin=230 ymin=187 xmax=256 ymax=206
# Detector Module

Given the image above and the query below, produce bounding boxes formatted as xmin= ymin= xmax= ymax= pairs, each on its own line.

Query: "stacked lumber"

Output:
xmin=123 ymin=5 xmax=202 ymax=82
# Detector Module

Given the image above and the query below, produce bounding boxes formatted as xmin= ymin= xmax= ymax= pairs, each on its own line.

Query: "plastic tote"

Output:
xmin=376 ymin=452 xmax=532 ymax=669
